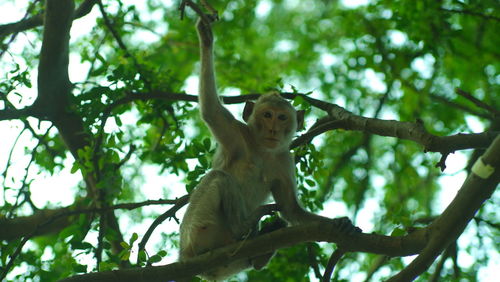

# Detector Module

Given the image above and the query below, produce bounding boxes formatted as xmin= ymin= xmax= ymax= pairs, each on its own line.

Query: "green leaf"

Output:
xmin=115 ymin=116 xmax=123 ymax=127
xmin=292 ymin=95 xmax=305 ymax=107
xmin=148 ymin=254 xmax=162 ymax=263
xmin=199 ymin=156 xmax=208 ymax=168
xmin=305 ymin=179 xmax=315 ymax=187
xmin=59 ymin=225 xmax=78 ymax=239
xmin=72 ymin=263 xmax=87 ymax=273
xmin=70 ymin=162 xmax=80 ymax=174
xmin=99 ymin=261 xmax=119 ymax=271
xmin=120 ymin=241 xmax=131 ymax=250
xmin=129 ymin=233 xmax=139 ymax=245
xmin=102 ymin=241 xmax=112 ymax=250
xmin=138 ymin=250 xmax=147 ymax=263
xmin=156 ymin=250 xmax=167 ymax=257
xmin=72 ymin=242 xmax=94 ymax=250
xmin=390 ymin=228 xmax=406 ymax=237
xmin=120 ymin=250 xmax=131 ymax=261
xmin=203 ymin=138 xmax=211 ymax=151
xmin=108 ymin=134 xmax=116 ymax=146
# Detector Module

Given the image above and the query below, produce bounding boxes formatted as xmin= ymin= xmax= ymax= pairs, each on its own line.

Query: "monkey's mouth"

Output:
xmin=265 ymin=138 xmax=279 ymax=142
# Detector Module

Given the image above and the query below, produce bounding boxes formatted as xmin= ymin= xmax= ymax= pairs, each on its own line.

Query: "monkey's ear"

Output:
xmin=243 ymin=101 xmax=255 ymax=122
xmin=296 ymin=110 xmax=305 ymax=131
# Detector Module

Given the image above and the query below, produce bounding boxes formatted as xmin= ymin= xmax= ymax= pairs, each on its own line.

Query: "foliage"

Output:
xmin=0 ymin=0 xmax=498 ymax=281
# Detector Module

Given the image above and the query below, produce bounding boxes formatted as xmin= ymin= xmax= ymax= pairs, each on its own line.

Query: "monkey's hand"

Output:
xmin=331 ymin=216 xmax=362 ymax=235
xmin=196 ymin=13 xmax=218 ymax=47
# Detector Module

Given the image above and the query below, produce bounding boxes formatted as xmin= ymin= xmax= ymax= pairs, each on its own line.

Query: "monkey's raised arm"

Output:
xmin=196 ymin=18 xmax=245 ymax=151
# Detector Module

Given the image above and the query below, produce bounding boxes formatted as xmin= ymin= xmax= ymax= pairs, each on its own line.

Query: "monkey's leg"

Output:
xmin=191 ymin=171 xmax=267 ymax=279
xmin=179 ymin=170 xmax=243 ymax=260
xmin=200 ymin=170 xmax=252 ymax=239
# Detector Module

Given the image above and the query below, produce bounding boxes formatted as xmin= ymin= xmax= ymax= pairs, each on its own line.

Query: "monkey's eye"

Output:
xmin=264 ymin=112 xmax=272 ymax=118
xmin=278 ymin=114 xmax=287 ymax=121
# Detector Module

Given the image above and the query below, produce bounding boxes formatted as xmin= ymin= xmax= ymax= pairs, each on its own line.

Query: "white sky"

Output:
xmin=0 ymin=0 xmax=498 ymax=281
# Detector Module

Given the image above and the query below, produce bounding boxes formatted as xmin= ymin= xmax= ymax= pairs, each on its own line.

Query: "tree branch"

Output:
xmin=388 ymin=135 xmax=500 ymax=281
xmin=103 ymin=91 xmax=496 ymax=153
xmin=440 ymin=8 xmax=500 ymax=22
xmin=290 ymin=120 xmax=344 ymax=148
xmin=34 ymin=0 xmax=74 ymax=118
xmin=0 ymin=107 xmax=35 ymax=120
xmin=429 ymin=92 xmax=491 ymax=119
xmin=0 ymin=0 xmax=97 ymax=39
xmin=455 ymin=88 xmax=500 ymax=116
xmin=0 ymin=197 xmax=188 ymax=280
xmin=60 ymin=221 xmax=428 ymax=282
xmin=0 ymin=198 xmax=187 ymax=241
xmin=429 ymin=243 xmax=456 ymax=282
xmin=322 ymin=248 xmax=345 ymax=282
xmin=137 ymin=195 xmax=189 ymax=263
xmin=97 ymin=0 xmax=151 ymax=90
xmin=0 ymin=0 xmax=40 ymax=59
xmin=324 ymin=105 xmax=497 ymax=152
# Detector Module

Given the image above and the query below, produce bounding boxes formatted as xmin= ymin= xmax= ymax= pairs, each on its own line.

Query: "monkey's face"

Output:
xmin=249 ymin=104 xmax=297 ymax=151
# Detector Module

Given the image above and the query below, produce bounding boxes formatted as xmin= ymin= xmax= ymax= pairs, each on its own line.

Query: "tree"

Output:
xmin=0 ymin=0 xmax=498 ymax=281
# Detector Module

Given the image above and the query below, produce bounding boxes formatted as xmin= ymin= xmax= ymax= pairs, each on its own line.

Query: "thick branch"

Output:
xmin=325 ymin=105 xmax=497 ymax=152
xmin=56 ymin=138 xmax=499 ymax=282
xmin=33 ymin=0 xmax=91 ymax=167
xmin=388 ymin=136 xmax=500 ymax=281
xmin=34 ymin=0 xmax=74 ymax=118
xmin=0 ymin=206 xmax=73 ymax=241
xmin=60 ymin=221 xmax=428 ymax=282
xmin=32 ymin=1 xmax=129 ymax=265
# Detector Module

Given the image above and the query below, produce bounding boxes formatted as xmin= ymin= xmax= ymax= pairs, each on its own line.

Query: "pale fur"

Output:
xmin=178 ymin=17 xmax=332 ymax=281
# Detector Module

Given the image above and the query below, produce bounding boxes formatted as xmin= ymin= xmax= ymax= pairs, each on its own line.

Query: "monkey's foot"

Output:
xmin=332 ymin=216 xmax=362 ymax=234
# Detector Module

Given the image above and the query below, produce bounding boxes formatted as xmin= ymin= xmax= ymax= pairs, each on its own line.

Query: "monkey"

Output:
xmin=178 ymin=15 xmax=360 ymax=280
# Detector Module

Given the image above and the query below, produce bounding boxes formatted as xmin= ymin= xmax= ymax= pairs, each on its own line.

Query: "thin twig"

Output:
xmin=137 ymin=195 xmax=189 ymax=264
xmin=2 ymin=127 xmax=26 ymax=188
xmin=0 ymin=0 xmax=97 ymax=40
xmin=455 ymin=88 xmax=499 ymax=115
xmin=6 ymin=125 xmax=52 ymax=218
xmin=96 ymin=0 xmax=151 ymax=89
xmin=429 ymin=244 xmax=454 ymax=282
xmin=440 ymin=8 xmax=500 ymax=22
xmin=290 ymin=119 xmax=345 ymax=149
xmin=116 ymin=144 xmax=137 ymax=168
xmin=0 ymin=0 xmax=40 ymax=59
xmin=430 ymin=93 xmax=491 ymax=119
